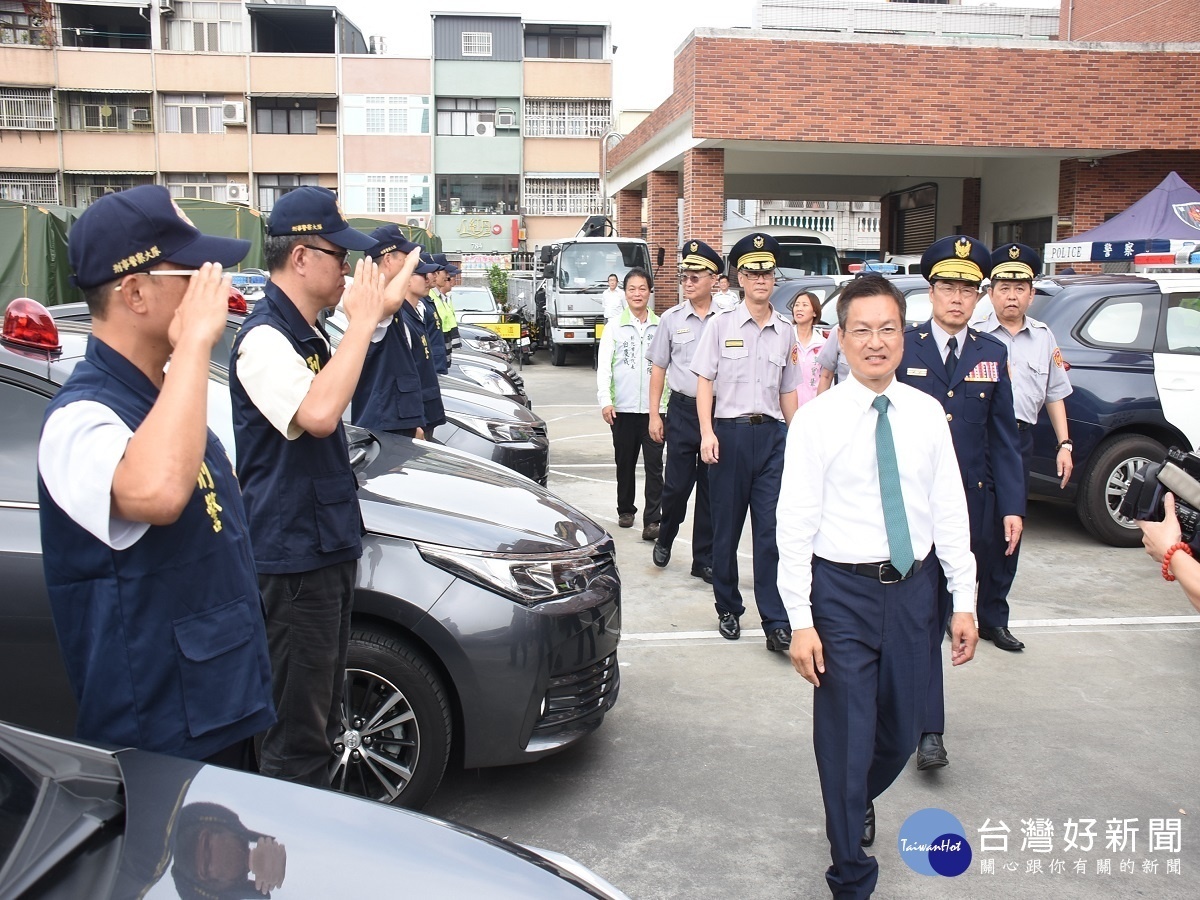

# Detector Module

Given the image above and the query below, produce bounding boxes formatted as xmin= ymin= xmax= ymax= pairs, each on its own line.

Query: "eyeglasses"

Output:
xmin=143 ymin=268 xmax=201 ymax=277
xmin=739 ymin=269 xmax=776 ymax=281
xmin=678 ymin=272 xmax=713 ymax=284
xmin=932 ymin=281 xmax=980 ymax=299
xmin=301 ymin=244 xmax=349 ymax=265
xmin=844 ymin=326 xmax=902 ymax=342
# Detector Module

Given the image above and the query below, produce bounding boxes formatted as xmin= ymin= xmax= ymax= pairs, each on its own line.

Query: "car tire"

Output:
xmin=1076 ymin=433 xmax=1165 ymax=548
xmin=551 ymin=337 xmax=567 ymax=367
xmin=333 ymin=629 xmax=452 ymax=810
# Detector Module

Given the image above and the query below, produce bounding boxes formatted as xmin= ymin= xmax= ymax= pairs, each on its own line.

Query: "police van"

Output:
xmin=1027 ymin=273 xmax=1200 ymax=545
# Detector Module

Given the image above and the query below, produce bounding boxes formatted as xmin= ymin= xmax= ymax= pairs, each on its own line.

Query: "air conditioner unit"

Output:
xmin=473 ymin=121 xmax=495 ymax=137
xmin=405 ymin=215 xmax=428 ymax=229
xmin=159 ymin=0 xmax=175 ymax=16
xmin=221 ymin=101 xmax=245 ymax=126
xmin=226 ymin=182 xmax=250 ymax=204
xmin=131 ymin=108 xmax=152 ymax=124
xmin=496 ymin=108 xmax=516 ymax=129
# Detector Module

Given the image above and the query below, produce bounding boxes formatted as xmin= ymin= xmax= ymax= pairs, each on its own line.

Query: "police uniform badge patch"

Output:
xmin=1052 ymin=347 xmax=1065 ymax=369
xmin=690 ymin=242 xmax=698 ymax=252
xmin=791 ymin=344 xmax=799 ymax=365
xmin=725 ymin=339 xmax=744 ymax=348
xmin=1009 ymin=245 xmax=1021 ymax=260
xmin=753 ymin=236 xmax=764 ymax=249
xmin=964 ymin=361 xmax=999 ymax=382
xmin=954 ymin=237 xmax=971 ymax=259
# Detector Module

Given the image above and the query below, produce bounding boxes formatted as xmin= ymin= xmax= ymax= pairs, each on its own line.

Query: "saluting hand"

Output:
xmin=168 ymin=262 xmax=230 ymax=353
xmin=342 ymin=257 xmax=388 ymax=327
xmin=383 ymin=247 xmax=423 ymax=316
xmin=789 ymin=627 xmax=824 ymax=686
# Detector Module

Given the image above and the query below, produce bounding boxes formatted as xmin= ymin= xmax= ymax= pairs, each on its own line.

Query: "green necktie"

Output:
xmin=872 ymin=394 xmax=915 ymax=576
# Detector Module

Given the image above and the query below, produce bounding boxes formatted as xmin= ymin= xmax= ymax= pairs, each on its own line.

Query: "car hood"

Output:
xmin=352 ymin=428 xmax=602 ymax=554
xmin=440 ymin=377 xmax=543 ymax=424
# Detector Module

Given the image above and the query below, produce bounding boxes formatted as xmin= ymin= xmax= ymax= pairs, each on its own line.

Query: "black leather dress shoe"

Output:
xmin=717 ymin=611 xmax=740 ymax=640
xmin=652 ymin=542 xmax=671 ymax=568
xmin=862 ymin=801 xmax=876 ymax=848
xmin=916 ymin=732 xmax=948 ymax=770
xmin=978 ymin=625 xmax=1025 ymax=652
xmin=765 ymin=627 xmax=791 ymax=653
xmin=690 ymin=564 xmax=713 ymax=583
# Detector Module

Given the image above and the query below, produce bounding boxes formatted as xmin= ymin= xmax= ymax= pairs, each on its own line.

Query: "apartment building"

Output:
xmin=0 ymin=3 xmax=613 ymax=262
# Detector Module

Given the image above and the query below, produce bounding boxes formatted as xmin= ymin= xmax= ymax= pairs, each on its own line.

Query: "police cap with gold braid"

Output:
xmin=729 ymin=232 xmax=780 ymax=272
xmin=920 ymin=235 xmax=992 ymax=285
xmin=989 ymin=242 xmax=1041 ymax=282
xmin=680 ymin=239 xmax=723 ymax=272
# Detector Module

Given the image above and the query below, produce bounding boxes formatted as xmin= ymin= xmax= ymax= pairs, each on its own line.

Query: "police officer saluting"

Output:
xmin=38 ymin=185 xmax=274 ymax=766
xmin=896 ymin=235 xmax=1024 ymax=771
xmin=647 ymin=239 xmax=722 ymax=582
xmin=974 ymin=243 xmax=1073 ymax=649
xmin=692 ymin=233 xmax=801 ymax=650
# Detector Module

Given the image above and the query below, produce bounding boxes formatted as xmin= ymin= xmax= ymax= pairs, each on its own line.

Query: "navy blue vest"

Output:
xmin=421 ymin=296 xmax=450 ymax=375
xmin=38 ymin=337 xmax=275 ymax=760
xmin=401 ymin=301 xmax=446 ymax=429
xmin=229 ymin=283 xmax=364 ymax=574
xmin=351 ymin=311 xmax=425 ymax=433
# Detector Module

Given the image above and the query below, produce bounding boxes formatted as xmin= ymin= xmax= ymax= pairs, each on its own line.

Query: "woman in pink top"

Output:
xmin=790 ymin=290 xmax=827 ymax=406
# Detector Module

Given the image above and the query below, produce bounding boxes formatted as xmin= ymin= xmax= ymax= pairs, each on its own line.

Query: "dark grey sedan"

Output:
xmin=0 ymin=309 xmax=620 ymax=810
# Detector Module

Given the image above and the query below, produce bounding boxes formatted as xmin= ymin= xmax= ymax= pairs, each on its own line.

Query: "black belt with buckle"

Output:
xmin=672 ymin=392 xmax=696 ymax=404
xmin=1016 ymin=420 xmax=1033 ymax=431
xmin=820 ymin=557 xmax=924 ymax=584
xmin=715 ymin=414 xmax=779 ymax=426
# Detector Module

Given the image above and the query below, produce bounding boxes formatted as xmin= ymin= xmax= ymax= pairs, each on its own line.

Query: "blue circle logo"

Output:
xmin=897 ymin=808 xmax=972 ymax=877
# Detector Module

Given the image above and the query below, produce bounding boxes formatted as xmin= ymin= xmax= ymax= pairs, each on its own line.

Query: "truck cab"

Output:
xmin=537 ymin=236 xmax=654 ymax=366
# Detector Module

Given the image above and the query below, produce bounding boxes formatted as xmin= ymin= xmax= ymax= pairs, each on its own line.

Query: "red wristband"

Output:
xmin=1162 ymin=542 xmax=1194 ymax=582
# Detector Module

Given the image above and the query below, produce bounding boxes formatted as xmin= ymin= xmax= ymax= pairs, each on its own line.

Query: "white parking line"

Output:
xmin=620 ymin=615 xmax=1200 ymax=643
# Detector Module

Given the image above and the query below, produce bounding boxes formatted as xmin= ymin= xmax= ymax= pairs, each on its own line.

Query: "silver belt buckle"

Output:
xmin=878 ymin=563 xmax=902 ymax=584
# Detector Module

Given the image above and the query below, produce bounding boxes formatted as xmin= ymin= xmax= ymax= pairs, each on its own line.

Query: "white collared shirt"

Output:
xmin=930 ymin=319 xmax=965 ymax=365
xmin=777 ymin=374 xmax=976 ymax=629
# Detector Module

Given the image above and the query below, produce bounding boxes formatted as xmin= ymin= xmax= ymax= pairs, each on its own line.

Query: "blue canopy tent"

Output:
xmin=1044 ymin=171 xmax=1200 ymax=265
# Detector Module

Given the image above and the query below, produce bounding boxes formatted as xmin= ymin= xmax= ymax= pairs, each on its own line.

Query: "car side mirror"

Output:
xmin=656 ymin=247 xmax=665 ymax=268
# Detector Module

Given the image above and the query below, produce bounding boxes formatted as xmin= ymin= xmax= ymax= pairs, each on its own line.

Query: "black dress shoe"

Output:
xmin=641 ymin=522 xmax=660 ymax=542
xmin=717 ymin=611 xmax=740 ymax=640
xmin=862 ymin=801 xmax=876 ymax=847
xmin=978 ymin=625 xmax=1025 ymax=652
xmin=652 ymin=542 xmax=671 ymax=568
xmin=765 ymin=627 xmax=791 ymax=653
xmin=690 ymin=564 xmax=713 ymax=583
xmin=916 ymin=732 xmax=948 ymax=770
xmin=617 ymin=513 xmax=635 ymax=528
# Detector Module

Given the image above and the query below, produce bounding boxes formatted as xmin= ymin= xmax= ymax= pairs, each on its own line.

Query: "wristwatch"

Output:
xmin=1057 ymin=439 xmax=1073 ymax=451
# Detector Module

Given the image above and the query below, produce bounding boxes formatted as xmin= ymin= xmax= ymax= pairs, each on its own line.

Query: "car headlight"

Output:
xmin=457 ymin=364 xmax=506 ymax=394
xmin=465 ymin=337 xmax=504 ymax=353
xmin=417 ymin=545 xmax=607 ymax=605
xmin=452 ymin=411 xmax=538 ymax=443
xmin=558 ymin=317 xmax=585 ymax=327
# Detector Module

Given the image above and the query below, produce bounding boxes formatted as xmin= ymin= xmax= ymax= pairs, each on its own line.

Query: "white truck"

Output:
xmin=536 ymin=231 xmax=657 ymax=366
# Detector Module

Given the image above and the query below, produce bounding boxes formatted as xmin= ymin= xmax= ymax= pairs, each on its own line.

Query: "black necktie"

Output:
xmin=944 ymin=335 xmax=958 ymax=382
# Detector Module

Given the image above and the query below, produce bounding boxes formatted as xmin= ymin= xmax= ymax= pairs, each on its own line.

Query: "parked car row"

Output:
xmin=0 ymin=303 xmax=621 ymax=816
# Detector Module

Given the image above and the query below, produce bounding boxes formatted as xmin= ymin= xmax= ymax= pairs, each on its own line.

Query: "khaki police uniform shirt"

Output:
xmin=690 ymin=302 xmax=801 ymax=420
xmin=646 ymin=300 xmax=717 ymax=397
xmin=974 ymin=312 xmax=1072 ymax=424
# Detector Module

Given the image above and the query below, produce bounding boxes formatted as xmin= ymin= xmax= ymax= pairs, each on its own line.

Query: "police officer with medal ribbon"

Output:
xmin=647 ymin=239 xmax=723 ymax=582
xmin=691 ymin=233 xmax=801 ymax=651
xmin=38 ymin=185 xmax=274 ymax=767
xmin=973 ymin=242 xmax=1073 ymax=650
xmin=896 ymin=235 xmax=1024 ymax=772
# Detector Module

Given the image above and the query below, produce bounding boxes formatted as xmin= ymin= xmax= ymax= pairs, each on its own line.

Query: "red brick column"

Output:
xmin=683 ymin=147 xmax=725 ymax=259
xmin=647 ymin=170 xmax=680 ymax=311
xmin=615 ymin=189 xmax=643 ymax=240
xmin=962 ymin=178 xmax=981 ymax=239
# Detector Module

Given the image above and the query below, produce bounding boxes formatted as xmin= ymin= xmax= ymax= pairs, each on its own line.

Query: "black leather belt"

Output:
xmin=820 ymin=557 xmax=924 ymax=584
xmin=1016 ymin=420 xmax=1033 ymax=431
xmin=672 ymin=392 xmax=696 ymax=404
xmin=715 ymin=414 xmax=779 ymax=426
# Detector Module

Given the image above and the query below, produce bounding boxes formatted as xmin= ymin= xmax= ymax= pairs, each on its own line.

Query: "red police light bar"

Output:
xmin=1134 ymin=252 xmax=1177 ymax=266
xmin=228 ymin=287 xmax=248 ymax=314
xmin=2 ymin=298 xmax=61 ymax=351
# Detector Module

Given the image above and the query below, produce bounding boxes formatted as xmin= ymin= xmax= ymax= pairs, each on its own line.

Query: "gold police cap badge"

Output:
xmin=1009 ymin=245 xmax=1021 ymax=259
xmin=753 ymin=235 xmax=764 ymax=249
xmin=954 ymin=237 xmax=971 ymax=259
xmin=690 ymin=242 xmax=698 ymax=252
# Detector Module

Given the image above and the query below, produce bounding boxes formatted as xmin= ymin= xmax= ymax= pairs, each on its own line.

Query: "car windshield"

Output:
xmin=774 ymin=244 xmax=841 ymax=276
xmin=558 ymin=242 xmax=651 ymax=290
xmin=451 ymin=288 xmax=498 ymax=313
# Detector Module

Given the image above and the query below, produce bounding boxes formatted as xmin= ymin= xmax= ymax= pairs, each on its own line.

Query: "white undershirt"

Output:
xmin=235 ymin=324 xmax=324 ymax=440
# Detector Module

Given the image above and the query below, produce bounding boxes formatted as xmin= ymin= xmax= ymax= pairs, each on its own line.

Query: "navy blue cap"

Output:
xmin=920 ymin=235 xmax=991 ymax=284
xmin=990 ymin=242 xmax=1041 ymax=281
xmin=445 ymin=262 xmax=461 ymax=276
xmin=416 ymin=252 xmax=441 ymax=275
xmin=266 ymin=186 xmax=375 ymax=251
xmin=729 ymin=233 xmax=780 ymax=271
xmin=68 ymin=185 xmax=249 ymax=289
xmin=365 ymin=224 xmax=420 ymax=260
xmin=680 ymin=239 xmax=723 ymax=272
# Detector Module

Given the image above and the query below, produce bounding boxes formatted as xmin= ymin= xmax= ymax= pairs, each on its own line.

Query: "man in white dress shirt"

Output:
xmin=778 ymin=274 xmax=977 ymax=899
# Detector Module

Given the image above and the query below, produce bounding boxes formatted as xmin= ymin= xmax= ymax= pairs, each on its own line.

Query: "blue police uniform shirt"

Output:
xmin=420 ymin=297 xmax=449 ymax=375
xmin=352 ymin=311 xmax=425 ymax=433
xmin=897 ymin=321 xmax=1026 ymax=522
xmin=230 ymin=282 xmax=364 ymax=575
xmin=401 ymin=300 xmax=447 ymax=429
xmin=38 ymin=336 xmax=275 ymax=759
